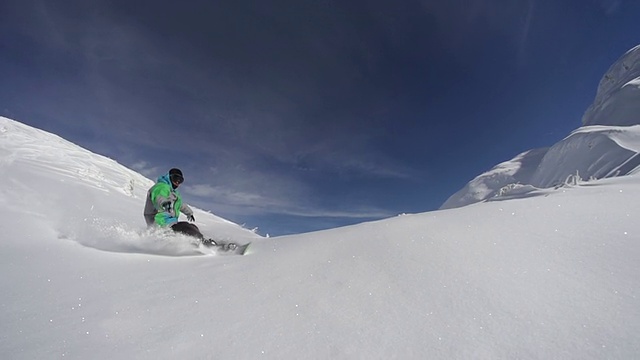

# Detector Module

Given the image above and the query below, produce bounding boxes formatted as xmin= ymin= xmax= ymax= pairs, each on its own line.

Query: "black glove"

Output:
xmin=187 ymin=214 xmax=195 ymax=222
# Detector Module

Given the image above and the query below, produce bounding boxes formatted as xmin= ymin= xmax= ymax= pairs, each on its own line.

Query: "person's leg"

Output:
xmin=144 ymin=214 xmax=155 ymax=227
xmin=171 ymin=221 xmax=204 ymax=239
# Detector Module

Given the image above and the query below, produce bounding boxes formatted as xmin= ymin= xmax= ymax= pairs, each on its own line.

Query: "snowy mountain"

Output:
xmin=583 ymin=45 xmax=640 ymax=127
xmin=442 ymin=45 xmax=640 ymax=209
xmin=2 ymin=116 xmax=640 ymax=358
xmin=3 ymin=46 xmax=640 ymax=360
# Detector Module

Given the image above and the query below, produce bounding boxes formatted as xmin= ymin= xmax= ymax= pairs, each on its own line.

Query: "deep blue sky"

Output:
xmin=2 ymin=0 xmax=640 ymax=235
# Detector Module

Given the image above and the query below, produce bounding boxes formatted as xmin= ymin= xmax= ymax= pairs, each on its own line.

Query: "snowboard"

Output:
xmin=201 ymin=239 xmax=251 ymax=255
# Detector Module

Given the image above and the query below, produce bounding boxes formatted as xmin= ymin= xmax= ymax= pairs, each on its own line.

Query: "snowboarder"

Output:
xmin=144 ymin=168 xmax=198 ymax=233
xmin=143 ymin=168 xmax=248 ymax=254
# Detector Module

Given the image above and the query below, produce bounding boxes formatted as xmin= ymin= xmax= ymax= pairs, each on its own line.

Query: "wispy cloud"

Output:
xmin=1 ymin=1 xmax=441 ymax=231
xmin=130 ymin=161 xmax=161 ymax=180
xmin=21 ymin=1 xmax=415 ymax=183
xmin=187 ymin=184 xmax=277 ymax=208
xmin=275 ymin=206 xmax=395 ymax=219
xmin=597 ymin=0 xmax=622 ymax=15
xmin=185 ymin=182 xmax=394 ymax=219
xmin=518 ymin=0 xmax=536 ymax=66
xmin=419 ymin=0 xmax=539 ymax=63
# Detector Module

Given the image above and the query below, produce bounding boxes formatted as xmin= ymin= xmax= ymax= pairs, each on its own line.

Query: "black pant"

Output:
xmin=171 ymin=221 xmax=204 ymax=239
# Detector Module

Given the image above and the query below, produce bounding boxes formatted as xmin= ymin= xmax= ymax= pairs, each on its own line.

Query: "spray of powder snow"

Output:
xmin=57 ymin=217 xmax=206 ymax=256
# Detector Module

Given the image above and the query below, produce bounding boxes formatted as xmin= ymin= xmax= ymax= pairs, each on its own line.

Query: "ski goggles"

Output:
xmin=170 ymin=173 xmax=184 ymax=185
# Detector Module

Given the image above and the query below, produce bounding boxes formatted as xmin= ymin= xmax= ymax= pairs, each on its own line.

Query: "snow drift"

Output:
xmin=442 ymin=45 xmax=640 ymax=209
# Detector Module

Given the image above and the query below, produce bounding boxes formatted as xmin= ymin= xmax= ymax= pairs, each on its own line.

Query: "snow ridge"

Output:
xmin=583 ymin=44 xmax=640 ymax=126
xmin=442 ymin=44 xmax=640 ymax=209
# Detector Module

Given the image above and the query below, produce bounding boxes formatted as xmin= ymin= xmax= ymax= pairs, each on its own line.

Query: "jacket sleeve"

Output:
xmin=180 ymin=203 xmax=194 ymax=217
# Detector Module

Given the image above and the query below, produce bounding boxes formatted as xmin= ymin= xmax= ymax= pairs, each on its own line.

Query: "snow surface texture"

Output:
xmin=442 ymin=45 xmax=640 ymax=209
xmin=2 ymin=119 xmax=640 ymax=359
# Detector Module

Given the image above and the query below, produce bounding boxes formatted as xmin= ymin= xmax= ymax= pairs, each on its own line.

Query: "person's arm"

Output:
xmin=181 ymin=203 xmax=195 ymax=222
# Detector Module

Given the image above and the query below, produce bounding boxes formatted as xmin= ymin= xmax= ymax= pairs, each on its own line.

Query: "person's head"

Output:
xmin=169 ymin=168 xmax=184 ymax=189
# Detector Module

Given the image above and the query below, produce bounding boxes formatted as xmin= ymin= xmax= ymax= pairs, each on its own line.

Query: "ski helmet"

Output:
xmin=169 ymin=168 xmax=184 ymax=185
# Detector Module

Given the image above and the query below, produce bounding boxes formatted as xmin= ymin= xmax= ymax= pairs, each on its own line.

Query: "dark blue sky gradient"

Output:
xmin=2 ymin=0 xmax=640 ymax=235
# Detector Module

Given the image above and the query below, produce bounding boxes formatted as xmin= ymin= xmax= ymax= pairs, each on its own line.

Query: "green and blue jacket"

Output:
xmin=143 ymin=173 xmax=194 ymax=226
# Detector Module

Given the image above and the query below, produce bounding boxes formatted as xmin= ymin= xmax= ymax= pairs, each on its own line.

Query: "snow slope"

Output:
xmin=2 ymin=118 xmax=640 ymax=359
xmin=0 ymin=117 xmax=260 ymax=256
xmin=442 ymin=45 xmax=640 ymax=209
xmin=440 ymin=148 xmax=548 ymax=209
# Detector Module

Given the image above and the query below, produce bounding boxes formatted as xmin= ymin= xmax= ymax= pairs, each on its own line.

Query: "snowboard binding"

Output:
xmin=202 ymin=238 xmax=238 ymax=252
xmin=171 ymin=223 xmax=250 ymax=255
